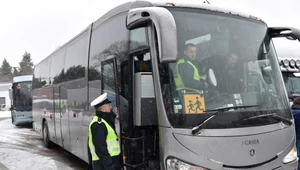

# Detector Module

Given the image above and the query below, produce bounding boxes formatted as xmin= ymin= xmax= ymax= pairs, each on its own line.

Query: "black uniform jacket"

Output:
xmin=90 ymin=111 xmax=121 ymax=170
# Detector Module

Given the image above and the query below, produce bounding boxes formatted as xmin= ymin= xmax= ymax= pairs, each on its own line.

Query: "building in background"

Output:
xmin=0 ymin=83 xmax=11 ymax=111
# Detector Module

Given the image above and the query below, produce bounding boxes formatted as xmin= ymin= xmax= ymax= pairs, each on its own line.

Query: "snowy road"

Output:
xmin=0 ymin=111 xmax=88 ymax=170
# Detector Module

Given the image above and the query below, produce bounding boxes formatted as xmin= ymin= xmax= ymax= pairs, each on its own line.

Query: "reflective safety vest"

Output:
xmin=88 ymin=116 xmax=120 ymax=161
xmin=174 ymin=58 xmax=201 ymax=91
xmin=60 ymin=102 xmax=64 ymax=109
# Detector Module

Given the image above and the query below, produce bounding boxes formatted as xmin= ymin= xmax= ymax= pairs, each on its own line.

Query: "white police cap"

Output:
xmin=90 ymin=93 xmax=111 ymax=107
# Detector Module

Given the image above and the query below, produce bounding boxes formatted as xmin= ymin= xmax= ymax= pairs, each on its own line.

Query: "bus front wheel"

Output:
xmin=43 ymin=121 xmax=51 ymax=148
xmin=11 ymin=113 xmax=14 ymax=124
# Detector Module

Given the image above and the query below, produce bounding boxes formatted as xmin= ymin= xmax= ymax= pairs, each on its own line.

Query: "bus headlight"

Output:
xmin=167 ymin=158 xmax=209 ymax=170
xmin=282 ymin=146 xmax=297 ymax=164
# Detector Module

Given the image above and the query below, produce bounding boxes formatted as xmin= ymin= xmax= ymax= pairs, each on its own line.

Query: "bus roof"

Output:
xmin=12 ymin=75 xmax=33 ymax=83
xmin=35 ymin=0 xmax=266 ymax=67
xmin=93 ymin=0 xmax=266 ymax=28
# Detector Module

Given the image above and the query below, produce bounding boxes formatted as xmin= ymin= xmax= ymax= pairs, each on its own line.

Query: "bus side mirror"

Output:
xmin=126 ymin=7 xmax=177 ymax=63
xmin=269 ymin=27 xmax=300 ymax=41
xmin=207 ymin=69 xmax=217 ymax=87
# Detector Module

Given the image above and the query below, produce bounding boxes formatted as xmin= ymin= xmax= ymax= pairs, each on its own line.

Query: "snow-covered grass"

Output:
xmin=0 ymin=111 xmax=10 ymax=118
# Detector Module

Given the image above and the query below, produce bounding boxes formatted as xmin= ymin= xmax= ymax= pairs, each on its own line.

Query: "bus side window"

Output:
xmin=101 ymin=59 xmax=117 ymax=108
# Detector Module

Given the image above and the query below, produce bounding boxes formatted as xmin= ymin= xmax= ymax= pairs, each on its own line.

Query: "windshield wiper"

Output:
xmin=238 ymin=113 xmax=292 ymax=126
xmin=191 ymin=105 xmax=260 ymax=135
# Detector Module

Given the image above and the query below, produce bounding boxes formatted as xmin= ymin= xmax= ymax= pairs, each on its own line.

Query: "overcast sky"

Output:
xmin=0 ymin=0 xmax=299 ymax=68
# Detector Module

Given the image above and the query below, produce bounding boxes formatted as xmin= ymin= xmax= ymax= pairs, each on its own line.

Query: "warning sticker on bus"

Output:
xmin=184 ymin=94 xmax=205 ymax=114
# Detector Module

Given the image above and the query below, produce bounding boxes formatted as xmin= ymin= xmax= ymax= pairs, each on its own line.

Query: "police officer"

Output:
xmin=89 ymin=93 xmax=121 ymax=170
xmin=174 ymin=43 xmax=208 ymax=92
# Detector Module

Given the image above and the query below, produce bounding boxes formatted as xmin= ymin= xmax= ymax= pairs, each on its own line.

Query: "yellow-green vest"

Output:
xmin=174 ymin=58 xmax=201 ymax=92
xmin=60 ymin=102 xmax=64 ymax=109
xmin=88 ymin=116 xmax=120 ymax=161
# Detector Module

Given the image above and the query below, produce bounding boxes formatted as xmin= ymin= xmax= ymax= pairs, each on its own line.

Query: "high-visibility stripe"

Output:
xmin=107 ymin=141 xmax=119 ymax=145
xmin=89 ymin=145 xmax=98 ymax=158
xmin=108 ymin=147 xmax=121 ymax=153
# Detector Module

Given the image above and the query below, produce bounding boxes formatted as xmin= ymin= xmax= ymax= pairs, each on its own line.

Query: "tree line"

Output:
xmin=0 ymin=52 xmax=34 ymax=83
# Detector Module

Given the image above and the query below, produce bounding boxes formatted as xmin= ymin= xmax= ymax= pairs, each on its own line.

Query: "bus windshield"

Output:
xmin=12 ymin=81 xmax=32 ymax=111
xmin=282 ymin=72 xmax=300 ymax=99
xmin=159 ymin=8 xmax=291 ymax=129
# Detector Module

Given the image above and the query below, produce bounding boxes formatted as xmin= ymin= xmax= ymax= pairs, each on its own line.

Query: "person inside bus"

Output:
xmin=134 ymin=53 xmax=152 ymax=72
xmin=224 ymin=50 xmax=242 ymax=92
xmin=212 ymin=48 xmax=242 ymax=93
xmin=89 ymin=93 xmax=121 ymax=170
xmin=291 ymin=97 xmax=300 ymax=170
xmin=174 ymin=43 xmax=208 ymax=92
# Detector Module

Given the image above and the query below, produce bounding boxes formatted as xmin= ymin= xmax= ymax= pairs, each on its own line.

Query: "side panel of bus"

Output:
xmin=33 ymin=65 xmax=41 ymax=132
xmin=83 ymin=12 xmax=129 ymax=163
xmin=33 ymin=8 xmax=132 ymax=165
xmin=33 ymin=27 xmax=90 ymax=161
xmin=61 ymin=29 xmax=90 ymax=159
xmin=49 ymin=48 xmax=68 ymax=148
xmin=33 ymin=58 xmax=52 ymax=134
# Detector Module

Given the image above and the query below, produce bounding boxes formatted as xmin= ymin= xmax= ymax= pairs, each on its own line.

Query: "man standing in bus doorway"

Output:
xmin=89 ymin=93 xmax=121 ymax=170
xmin=174 ymin=43 xmax=208 ymax=92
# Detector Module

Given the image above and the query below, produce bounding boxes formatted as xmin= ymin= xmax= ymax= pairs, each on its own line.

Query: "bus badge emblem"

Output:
xmin=250 ymin=149 xmax=255 ymax=156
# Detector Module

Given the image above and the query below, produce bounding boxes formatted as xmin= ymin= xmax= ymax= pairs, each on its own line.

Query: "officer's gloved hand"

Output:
xmin=114 ymin=107 xmax=119 ymax=120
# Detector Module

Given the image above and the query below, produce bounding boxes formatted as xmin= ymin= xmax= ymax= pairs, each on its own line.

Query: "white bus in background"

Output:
xmin=0 ymin=83 xmax=11 ymax=111
xmin=278 ymin=57 xmax=300 ymax=105
xmin=9 ymin=75 xmax=33 ymax=126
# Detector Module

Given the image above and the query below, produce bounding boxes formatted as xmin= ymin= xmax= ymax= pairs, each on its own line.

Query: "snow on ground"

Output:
xmin=0 ymin=148 xmax=57 ymax=170
xmin=0 ymin=117 xmax=86 ymax=170
xmin=0 ymin=111 xmax=11 ymax=118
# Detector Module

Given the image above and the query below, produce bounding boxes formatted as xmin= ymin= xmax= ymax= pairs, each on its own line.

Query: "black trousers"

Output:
xmin=92 ymin=156 xmax=121 ymax=170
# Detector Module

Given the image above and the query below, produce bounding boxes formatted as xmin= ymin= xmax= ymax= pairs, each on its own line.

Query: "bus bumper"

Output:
xmin=12 ymin=110 xmax=33 ymax=126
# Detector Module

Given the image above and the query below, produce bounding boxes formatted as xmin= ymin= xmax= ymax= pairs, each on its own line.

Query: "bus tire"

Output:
xmin=11 ymin=113 xmax=14 ymax=124
xmin=87 ymin=143 xmax=93 ymax=170
xmin=43 ymin=121 xmax=51 ymax=148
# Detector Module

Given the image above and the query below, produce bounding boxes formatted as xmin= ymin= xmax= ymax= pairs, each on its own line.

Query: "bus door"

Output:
xmin=101 ymin=58 xmax=119 ymax=133
xmin=120 ymin=46 xmax=159 ymax=168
